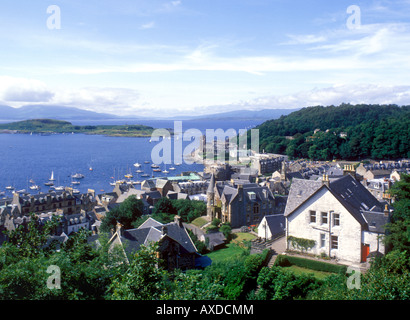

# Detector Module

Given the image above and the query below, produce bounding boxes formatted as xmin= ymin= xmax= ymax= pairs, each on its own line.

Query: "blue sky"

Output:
xmin=1 ymin=0 xmax=410 ymax=117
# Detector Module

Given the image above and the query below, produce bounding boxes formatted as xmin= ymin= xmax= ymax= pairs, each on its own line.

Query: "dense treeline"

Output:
xmin=257 ymin=104 xmax=410 ymax=160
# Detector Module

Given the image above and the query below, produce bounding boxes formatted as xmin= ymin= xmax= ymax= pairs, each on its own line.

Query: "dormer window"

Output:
xmin=248 ymin=192 xmax=256 ymax=200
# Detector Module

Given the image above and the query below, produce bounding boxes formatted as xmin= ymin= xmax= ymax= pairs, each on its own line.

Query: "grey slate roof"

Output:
xmin=362 ymin=211 xmax=389 ymax=233
xmin=114 ymin=217 xmax=197 ymax=258
xmin=284 ymin=179 xmax=323 ymax=216
xmin=264 ymin=214 xmax=285 ymax=236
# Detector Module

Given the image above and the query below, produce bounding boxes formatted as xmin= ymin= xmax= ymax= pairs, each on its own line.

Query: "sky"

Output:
xmin=0 ymin=0 xmax=410 ymax=118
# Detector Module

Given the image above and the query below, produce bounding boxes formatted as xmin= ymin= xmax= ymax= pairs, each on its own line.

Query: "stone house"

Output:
xmin=108 ymin=216 xmax=199 ymax=271
xmin=206 ymin=174 xmax=277 ymax=228
xmin=141 ymin=178 xmax=173 ymax=197
xmin=284 ymin=175 xmax=390 ymax=264
xmin=10 ymin=189 xmax=96 ymax=216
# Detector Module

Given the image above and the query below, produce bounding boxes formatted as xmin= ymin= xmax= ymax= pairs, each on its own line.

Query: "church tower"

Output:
xmin=207 ymin=174 xmax=215 ymax=220
xmin=280 ymin=161 xmax=287 ymax=182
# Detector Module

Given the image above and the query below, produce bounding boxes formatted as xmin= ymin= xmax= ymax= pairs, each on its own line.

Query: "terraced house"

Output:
xmin=207 ymin=174 xmax=278 ymax=228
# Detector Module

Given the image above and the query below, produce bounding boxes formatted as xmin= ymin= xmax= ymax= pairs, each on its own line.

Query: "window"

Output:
xmin=310 ymin=210 xmax=316 ymax=223
xmin=333 ymin=213 xmax=340 ymax=226
xmin=321 ymin=212 xmax=328 ymax=224
xmin=320 ymin=233 xmax=326 ymax=248
xmin=331 ymin=236 xmax=338 ymax=249
xmin=253 ymin=203 xmax=259 ymax=214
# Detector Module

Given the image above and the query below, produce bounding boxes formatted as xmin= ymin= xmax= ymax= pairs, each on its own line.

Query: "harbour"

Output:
xmin=0 ymin=119 xmax=261 ymax=198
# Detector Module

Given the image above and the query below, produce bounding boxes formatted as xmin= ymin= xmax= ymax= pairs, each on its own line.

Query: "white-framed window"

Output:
xmin=333 ymin=213 xmax=340 ymax=226
xmin=321 ymin=212 xmax=328 ymax=225
xmin=331 ymin=235 xmax=338 ymax=249
xmin=320 ymin=233 xmax=326 ymax=248
xmin=309 ymin=210 xmax=316 ymax=223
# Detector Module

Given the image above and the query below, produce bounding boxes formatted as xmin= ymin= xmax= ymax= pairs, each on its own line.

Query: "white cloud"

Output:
xmin=230 ymin=84 xmax=410 ymax=110
xmin=0 ymin=76 xmax=54 ymax=104
xmin=284 ymin=34 xmax=327 ymax=45
xmin=140 ymin=21 xmax=155 ymax=30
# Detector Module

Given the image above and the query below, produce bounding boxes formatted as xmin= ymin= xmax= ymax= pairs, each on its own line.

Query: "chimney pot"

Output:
xmin=384 ymin=204 xmax=389 ymax=217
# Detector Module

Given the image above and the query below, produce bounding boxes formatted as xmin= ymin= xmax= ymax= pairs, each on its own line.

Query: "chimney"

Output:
xmin=116 ymin=222 xmax=124 ymax=236
xmin=384 ymin=204 xmax=389 ymax=217
xmin=174 ymin=215 xmax=182 ymax=227
xmin=322 ymin=174 xmax=330 ymax=187
xmin=162 ymin=225 xmax=168 ymax=235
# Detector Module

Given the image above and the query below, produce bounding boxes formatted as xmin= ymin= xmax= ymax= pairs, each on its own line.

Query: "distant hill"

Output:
xmin=0 ymin=105 xmax=298 ymax=122
xmin=180 ymin=108 xmax=300 ymax=121
xmin=0 ymin=119 xmax=155 ymax=137
xmin=256 ymin=103 xmax=410 ymax=160
xmin=0 ymin=105 xmax=125 ymax=121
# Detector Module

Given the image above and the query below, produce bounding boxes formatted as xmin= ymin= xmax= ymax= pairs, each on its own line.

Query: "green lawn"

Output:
xmin=205 ymin=243 xmax=247 ymax=263
xmin=190 ymin=217 xmax=208 ymax=228
xmin=205 ymin=232 xmax=257 ymax=263
xmin=231 ymin=232 xmax=257 ymax=243
xmin=284 ymin=265 xmax=334 ymax=280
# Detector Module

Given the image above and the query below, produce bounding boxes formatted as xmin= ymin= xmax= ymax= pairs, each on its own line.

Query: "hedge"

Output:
xmin=274 ymin=255 xmax=347 ymax=274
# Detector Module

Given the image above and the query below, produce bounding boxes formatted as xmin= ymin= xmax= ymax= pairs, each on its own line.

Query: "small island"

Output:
xmin=0 ymin=119 xmax=157 ymax=137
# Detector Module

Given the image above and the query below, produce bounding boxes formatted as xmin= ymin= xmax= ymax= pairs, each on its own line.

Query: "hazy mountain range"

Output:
xmin=0 ymin=104 xmax=300 ymax=122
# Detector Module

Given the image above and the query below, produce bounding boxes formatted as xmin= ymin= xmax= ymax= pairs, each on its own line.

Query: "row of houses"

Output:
xmin=1 ymin=157 xmax=407 ymax=269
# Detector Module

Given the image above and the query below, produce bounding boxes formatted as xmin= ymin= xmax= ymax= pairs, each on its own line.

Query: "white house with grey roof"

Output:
xmin=284 ymin=175 xmax=390 ymax=264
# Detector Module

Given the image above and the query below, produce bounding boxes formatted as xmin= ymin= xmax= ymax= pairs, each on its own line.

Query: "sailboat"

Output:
xmin=49 ymin=171 xmax=55 ymax=181
xmin=162 ymin=164 xmax=169 ymax=174
xmin=133 ymin=162 xmax=141 ymax=168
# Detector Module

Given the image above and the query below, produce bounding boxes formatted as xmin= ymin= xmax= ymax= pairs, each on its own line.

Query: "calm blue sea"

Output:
xmin=0 ymin=119 xmax=262 ymax=197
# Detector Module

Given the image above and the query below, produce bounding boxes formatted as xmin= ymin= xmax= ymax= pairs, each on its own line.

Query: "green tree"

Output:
xmin=385 ymin=173 xmax=410 ymax=253
xmin=100 ymin=195 xmax=144 ymax=232
xmin=108 ymin=243 xmax=167 ymax=300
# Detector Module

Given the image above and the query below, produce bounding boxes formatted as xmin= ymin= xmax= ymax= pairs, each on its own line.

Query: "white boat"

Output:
xmin=72 ymin=189 xmax=80 ymax=194
xmin=141 ymin=173 xmax=150 ymax=177
xmin=72 ymin=180 xmax=80 ymax=185
xmin=133 ymin=162 xmax=141 ymax=167
xmin=72 ymin=173 xmax=84 ymax=179
xmin=135 ymin=169 xmax=143 ymax=173
xmin=144 ymin=160 xmax=150 ymax=164
xmin=162 ymin=165 xmax=169 ymax=174
xmin=44 ymin=181 xmax=54 ymax=186
xmin=29 ymin=185 xmax=40 ymax=190
xmin=54 ymin=186 xmax=64 ymax=191
xmin=125 ymin=173 xmax=133 ymax=179
xmin=16 ymin=189 xmax=26 ymax=193
xmin=169 ymin=166 xmax=176 ymax=170
xmin=175 ymin=163 xmax=181 ymax=166
xmin=5 ymin=186 xmax=14 ymax=190
xmin=151 ymin=164 xmax=159 ymax=168
xmin=49 ymin=171 xmax=55 ymax=181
